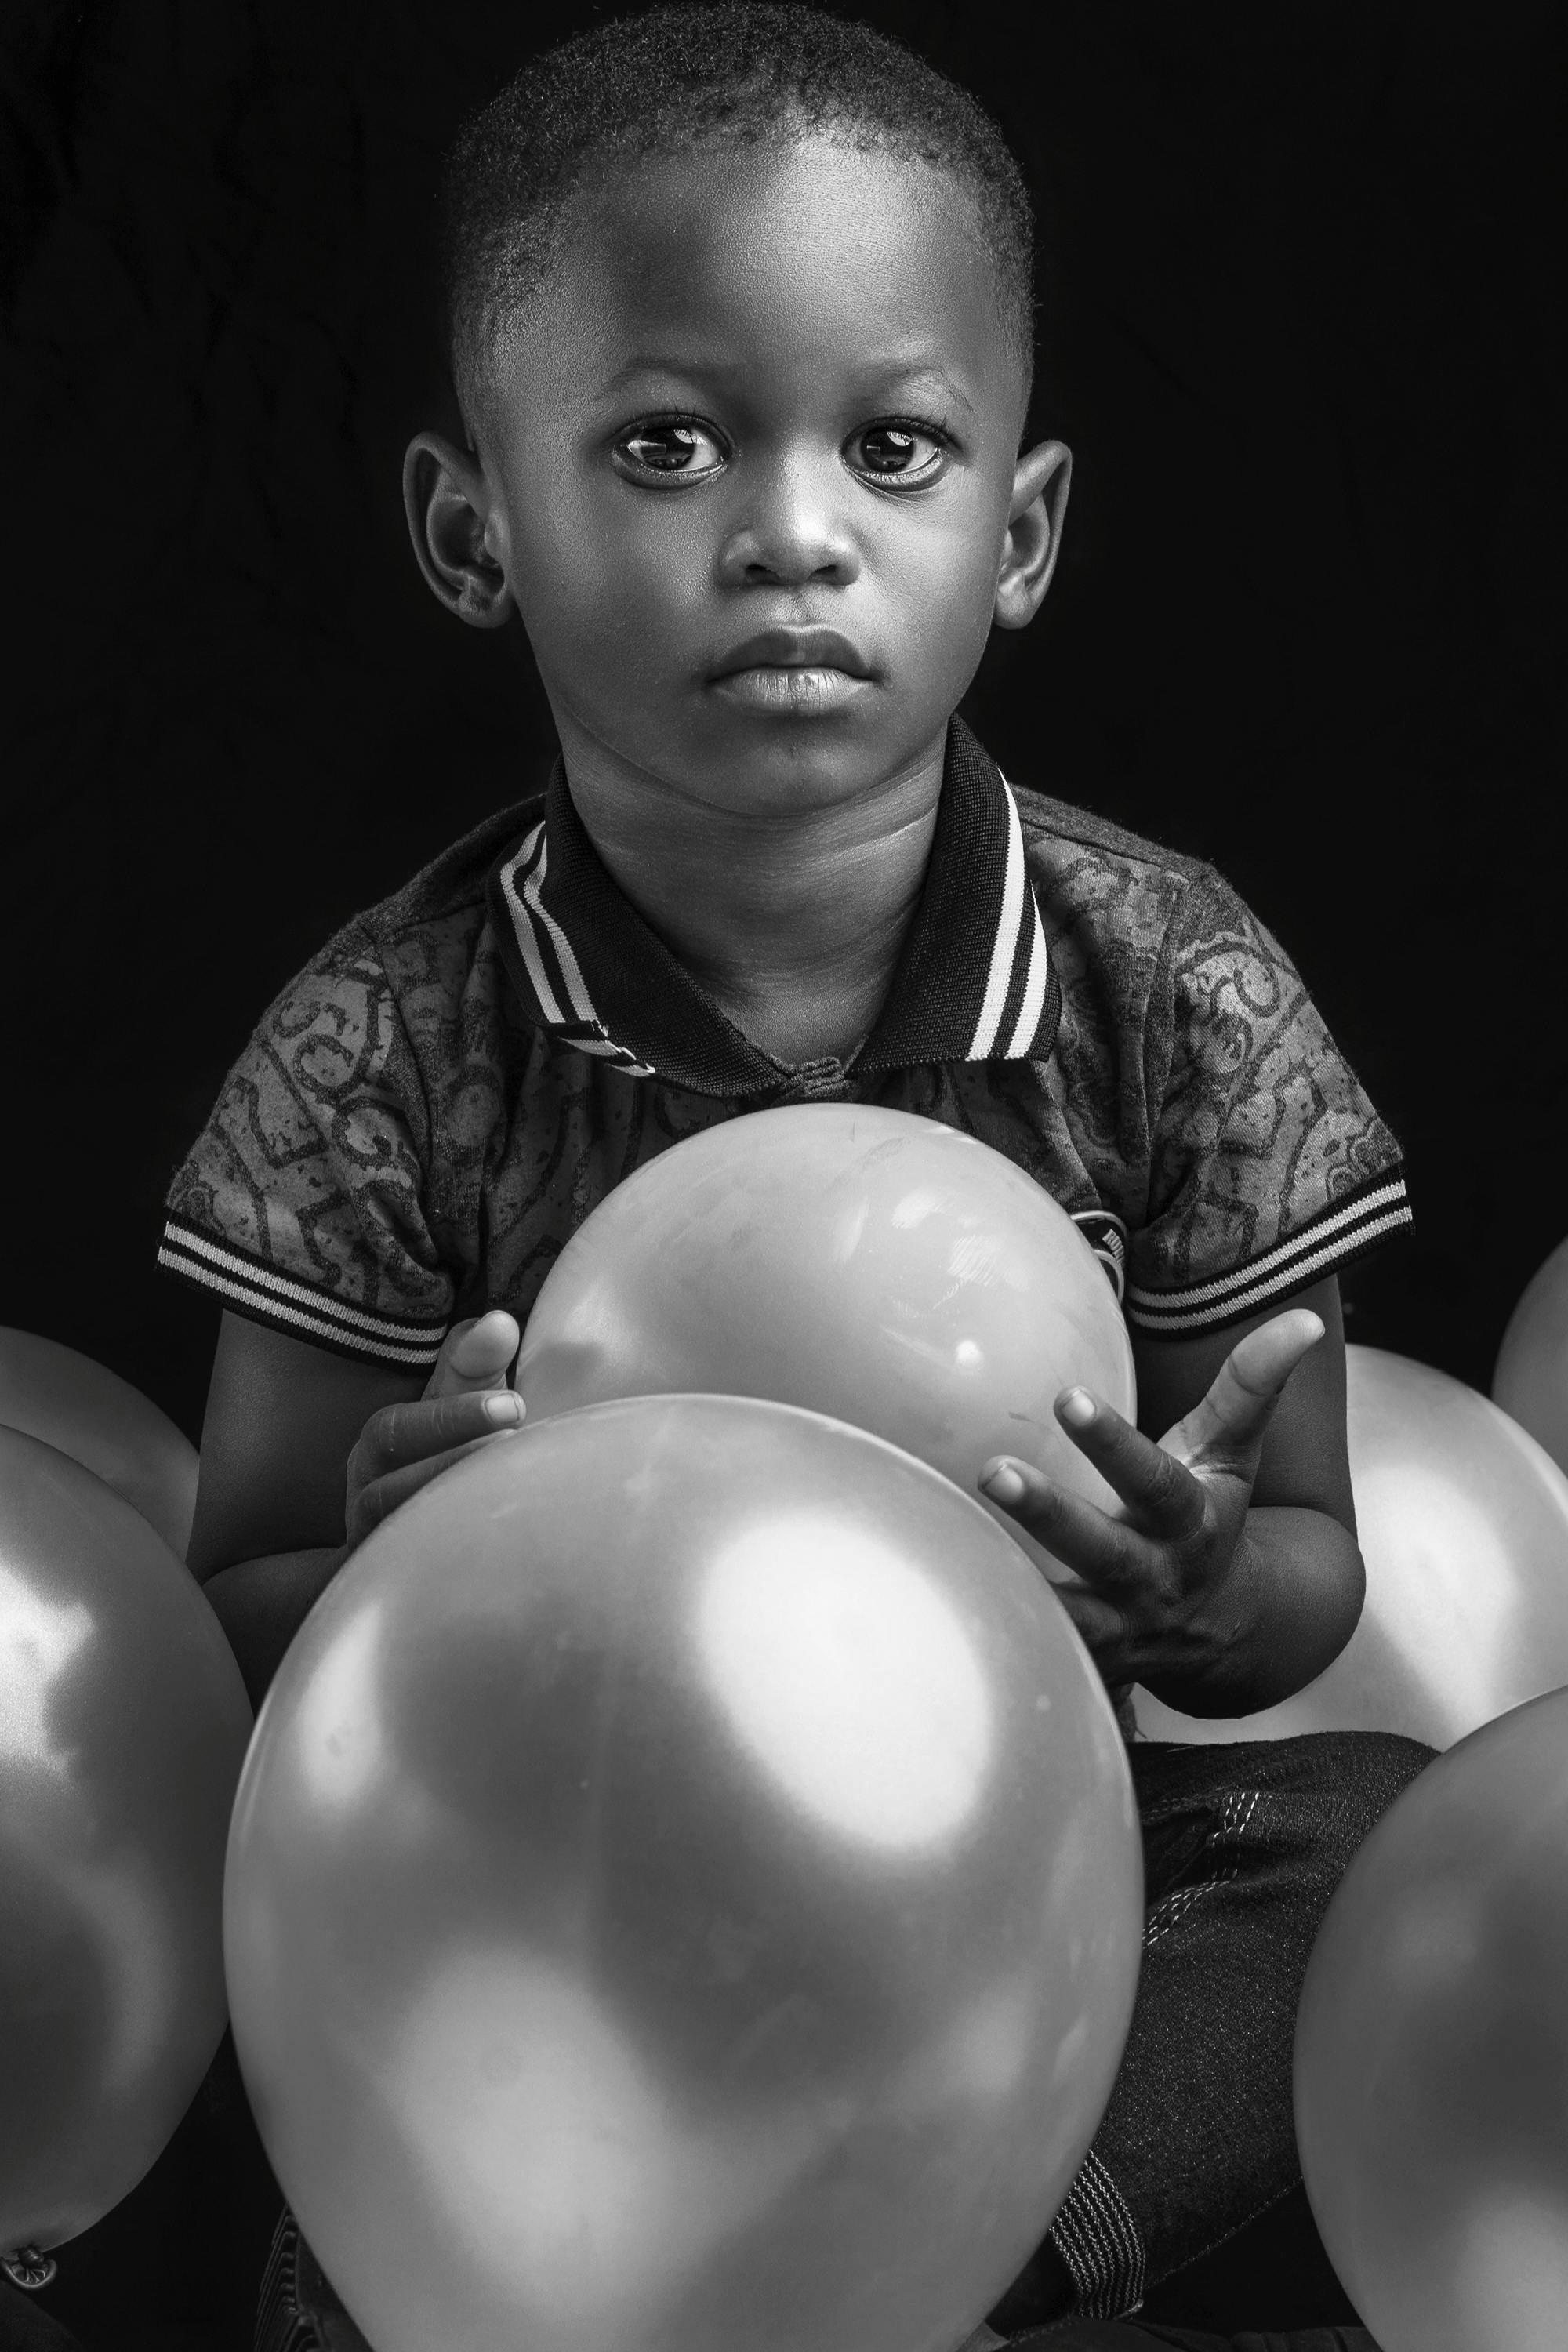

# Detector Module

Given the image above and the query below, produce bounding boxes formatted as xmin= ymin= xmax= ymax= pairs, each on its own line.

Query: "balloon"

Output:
xmin=1294 ymin=1686 xmax=1568 ymax=2351
xmin=1494 ymin=1235 xmax=1568 ymax=1479
xmin=515 ymin=1103 xmax=1135 ymax=1579
xmin=1134 ymin=1345 xmax=1568 ymax=1750
xmin=0 ymin=1427 xmax=252 ymax=2259
xmin=226 ymin=1393 xmax=1142 ymax=2352
xmin=0 ymin=1329 xmax=199 ymax=1559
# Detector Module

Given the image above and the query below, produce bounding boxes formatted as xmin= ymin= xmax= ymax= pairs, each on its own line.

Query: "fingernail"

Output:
xmin=1058 ymin=1388 xmax=1096 ymax=1429
xmin=982 ymin=1463 xmax=1026 ymax=1504
xmin=483 ymin=1393 xmax=524 ymax=1427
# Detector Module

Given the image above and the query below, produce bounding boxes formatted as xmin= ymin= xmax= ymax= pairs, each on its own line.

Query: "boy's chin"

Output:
xmin=679 ymin=732 xmax=924 ymax=819
xmin=562 ymin=689 xmax=945 ymax=818
xmin=665 ymin=697 xmax=945 ymax=814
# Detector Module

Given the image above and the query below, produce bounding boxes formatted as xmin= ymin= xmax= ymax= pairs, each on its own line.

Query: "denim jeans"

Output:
xmin=256 ymin=1731 xmax=1431 ymax=2351
xmin=1025 ymin=1733 xmax=1431 ymax=2322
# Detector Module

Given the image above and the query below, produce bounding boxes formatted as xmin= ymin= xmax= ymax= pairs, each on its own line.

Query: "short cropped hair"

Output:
xmin=440 ymin=2 xmax=1036 ymax=429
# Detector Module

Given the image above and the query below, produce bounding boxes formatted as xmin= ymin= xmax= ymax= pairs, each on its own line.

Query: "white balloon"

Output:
xmin=1136 ymin=1346 xmax=1568 ymax=1751
xmin=1493 ymin=1234 xmax=1568 ymax=1480
xmin=0 ymin=1328 xmax=198 ymax=1559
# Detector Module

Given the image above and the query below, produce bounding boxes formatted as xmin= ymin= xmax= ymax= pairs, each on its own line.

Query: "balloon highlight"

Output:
xmin=226 ymin=1393 xmax=1142 ymax=2352
xmin=0 ymin=1426 xmax=251 ymax=2257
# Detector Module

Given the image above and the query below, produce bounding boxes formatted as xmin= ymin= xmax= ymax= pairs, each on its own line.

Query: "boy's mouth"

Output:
xmin=708 ymin=626 xmax=874 ymax=716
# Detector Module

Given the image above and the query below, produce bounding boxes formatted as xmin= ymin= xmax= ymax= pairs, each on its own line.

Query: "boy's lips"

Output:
xmin=708 ymin=626 xmax=873 ymax=681
xmin=707 ymin=627 xmax=875 ymax=715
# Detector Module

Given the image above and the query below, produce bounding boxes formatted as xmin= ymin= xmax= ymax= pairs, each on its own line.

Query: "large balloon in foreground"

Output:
xmin=0 ymin=1427 xmax=252 ymax=2258
xmin=1294 ymin=1686 xmax=1568 ymax=2351
xmin=0 ymin=1328 xmax=199 ymax=1559
xmin=1494 ymin=1234 xmax=1568 ymax=1479
xmin=515 ymin=1104 xmax=1135 ymax=1576
xmin=1136 ymin=1345 xmax=1568 ymax=1749
xmin=226 ymin=1394 xmax=1142 ymax=2352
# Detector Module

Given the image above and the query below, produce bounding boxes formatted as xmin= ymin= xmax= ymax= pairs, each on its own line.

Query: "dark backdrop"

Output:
xmin=4 ymin=0 xmax=1566 ymax=1428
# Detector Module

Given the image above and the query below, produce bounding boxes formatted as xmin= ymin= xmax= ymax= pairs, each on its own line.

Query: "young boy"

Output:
xmin=164 ymin=9 xmax=1426 ymax=2346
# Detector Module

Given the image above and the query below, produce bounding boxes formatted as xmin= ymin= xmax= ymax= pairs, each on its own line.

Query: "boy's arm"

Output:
xmin=983 ymin=1275 xmax=1363 ymax=1719
xmin=189 ymin=1311 xmax=521 ymax=1709
xmin=187 ymin=1316 xmax=419 ymax=1708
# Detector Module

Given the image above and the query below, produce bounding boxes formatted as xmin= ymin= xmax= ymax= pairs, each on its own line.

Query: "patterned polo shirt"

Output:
xmin=159 ymin=720 xmax=1410 ymax=1373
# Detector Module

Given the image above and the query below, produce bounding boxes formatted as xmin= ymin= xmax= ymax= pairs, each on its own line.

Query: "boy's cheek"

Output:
xmin=880 ymin=538 xmax=1005 ymax=695
xmin=525 ymin=568 xmax=704 ymax=708
xmin=506 ymin=505 xmax=677 ymax=671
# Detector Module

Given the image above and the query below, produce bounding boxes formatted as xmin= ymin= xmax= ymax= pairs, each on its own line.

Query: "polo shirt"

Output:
xmin=159 ymin=720 xmax=1410 ymax=1373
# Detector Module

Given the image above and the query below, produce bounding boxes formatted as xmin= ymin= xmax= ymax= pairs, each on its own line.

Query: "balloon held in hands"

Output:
xmin=0 ymin=1427 xmax=252 ymax=2259
xmin=1295 ymin=1687 xmax=1568 ymax=2352
xmin=225 ymin=1393 xmax=1142 ymax=2352
xmin=514 ymin=1103 xmax=1135 ymax=1574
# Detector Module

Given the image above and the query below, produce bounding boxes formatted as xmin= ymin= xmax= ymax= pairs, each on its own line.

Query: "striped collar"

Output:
xmin=485 ymin=717 xmax=1060 ymax=1098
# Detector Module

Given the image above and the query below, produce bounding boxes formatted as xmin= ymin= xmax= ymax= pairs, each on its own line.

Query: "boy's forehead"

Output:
xmin=506 ymin=136 xmax=1023 ymax=423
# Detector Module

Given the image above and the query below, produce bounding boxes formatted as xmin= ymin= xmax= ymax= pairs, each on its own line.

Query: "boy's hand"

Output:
xmin=343 ymin=1309 xmax=524 ymax=1550
xmin=980 ymin=1308 xmax=1326 ymax=1690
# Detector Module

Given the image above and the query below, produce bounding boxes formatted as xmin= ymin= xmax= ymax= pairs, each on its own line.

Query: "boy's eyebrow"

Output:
xmin=865 ymin=364 xmax=978 ymax=419
xmin=595 ymin=353 xmax=978 ymax=418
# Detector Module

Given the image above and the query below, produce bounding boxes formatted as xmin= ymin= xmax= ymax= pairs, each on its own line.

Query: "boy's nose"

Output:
xmin=717 ymin=459 xmax=861 ymax=588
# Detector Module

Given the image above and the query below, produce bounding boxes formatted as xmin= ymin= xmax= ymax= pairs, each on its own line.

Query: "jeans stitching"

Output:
xmin=1142 ymin=1788 xmax=1262 ymax=1953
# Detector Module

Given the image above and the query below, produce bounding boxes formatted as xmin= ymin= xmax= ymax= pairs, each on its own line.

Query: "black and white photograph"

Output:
xmin=2 ymin=5 xmax=1566 ymax=2349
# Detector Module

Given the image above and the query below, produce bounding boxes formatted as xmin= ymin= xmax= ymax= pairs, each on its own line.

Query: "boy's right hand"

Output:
xmin=343 ymin=1309 xmax=524 ymax=1550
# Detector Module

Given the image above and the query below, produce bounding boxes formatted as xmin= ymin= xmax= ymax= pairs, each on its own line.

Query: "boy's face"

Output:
xmin=419 ymin=136 xmax=1065 ymax=818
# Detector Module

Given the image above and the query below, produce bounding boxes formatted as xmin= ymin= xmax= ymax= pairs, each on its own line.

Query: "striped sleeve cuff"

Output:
xmin=1126 ymin=1169 xmax=1412 ymax=1337
xmin=158 ymin=1216 xmax=450 ymax=1371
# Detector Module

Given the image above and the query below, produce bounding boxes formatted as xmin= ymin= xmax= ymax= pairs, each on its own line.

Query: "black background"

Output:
xmin=0 ymin=3 xmax=1565 ymax=2332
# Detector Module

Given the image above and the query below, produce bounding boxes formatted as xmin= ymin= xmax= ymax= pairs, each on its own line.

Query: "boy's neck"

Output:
xmin=555 ymin=721 xmax=947 ymax=1069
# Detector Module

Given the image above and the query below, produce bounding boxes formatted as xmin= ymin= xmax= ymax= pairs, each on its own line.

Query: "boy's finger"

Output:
xmin=1169 ymin=1308 xmax=1325 ymax=1471
xmin=979 ymin=1454 xmax=1170 ymax=1588
xmin=1044 ymin=1389 xmax=1210 ymax=1541
xmin=351 ymin=1430 xmax=517 ymax=1541
xmin=359 ymin=1385 xmax=524 ymax=1475
xmin=423 ymin=1309 xmax=522 ymax=1399
xmin=1047 ymin=1577 xmax=1130 ymax=1661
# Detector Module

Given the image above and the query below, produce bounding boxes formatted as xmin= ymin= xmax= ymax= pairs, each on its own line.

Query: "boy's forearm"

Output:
xmin=203 ymin=1546 xmax=351 ymax=1714
xmin=1139 ymin=1506 xmax=1366 ymax=1719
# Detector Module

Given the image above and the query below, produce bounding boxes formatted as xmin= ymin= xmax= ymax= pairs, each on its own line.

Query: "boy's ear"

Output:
xmin=402 ymin=432 xmax=514 ymax=629
xmin=993 ymin=440 xmax=1072 ymax=631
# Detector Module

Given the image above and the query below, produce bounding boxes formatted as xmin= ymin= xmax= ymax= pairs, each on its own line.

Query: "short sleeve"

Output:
xmin=1126 ymin=869 xmax=1410 ymax=1338
xmin=158 ymin=920 xmax=455 ymax=1371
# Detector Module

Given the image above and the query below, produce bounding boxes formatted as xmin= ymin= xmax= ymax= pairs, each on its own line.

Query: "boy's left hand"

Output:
xmin=980 ymin=1308 xmax=1326 ymax=1690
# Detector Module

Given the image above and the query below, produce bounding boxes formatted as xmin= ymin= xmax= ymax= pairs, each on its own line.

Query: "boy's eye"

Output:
xmin=615 ymin=420 xmax=726 ymax=481
xmin=848 ymin=423 xmax=949 ymax=485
